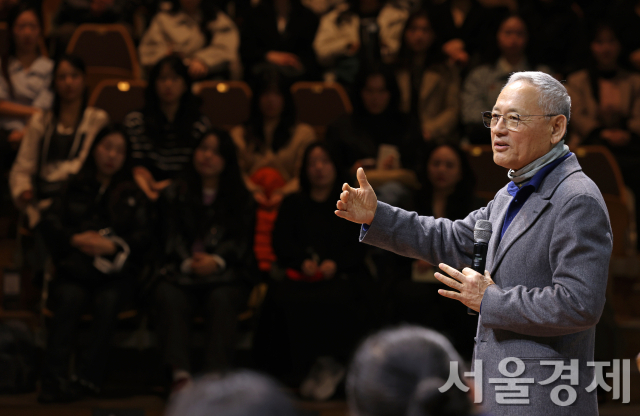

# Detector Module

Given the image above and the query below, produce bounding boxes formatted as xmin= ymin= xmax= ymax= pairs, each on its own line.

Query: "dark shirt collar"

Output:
xmin=507 ymin=152 xmax=572 ymax=197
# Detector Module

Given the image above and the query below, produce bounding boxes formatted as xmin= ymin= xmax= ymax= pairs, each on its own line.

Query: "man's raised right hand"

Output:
xmin=335 ymin=168 xmax=377 ymax=225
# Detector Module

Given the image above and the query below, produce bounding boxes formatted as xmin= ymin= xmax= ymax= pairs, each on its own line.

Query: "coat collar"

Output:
xmin=487 ymin=154 xmax=583 ymax=276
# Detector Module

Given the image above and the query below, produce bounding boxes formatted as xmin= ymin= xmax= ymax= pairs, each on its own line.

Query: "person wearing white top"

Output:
xmin=139 ymin=0 xmax=241 ymax=80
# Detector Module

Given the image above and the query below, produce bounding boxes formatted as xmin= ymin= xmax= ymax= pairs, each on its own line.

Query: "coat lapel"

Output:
xmin=490 ymin=192 xmax=550 ymax=276
xmin=486 ymin=192 xmax=511 ymax=273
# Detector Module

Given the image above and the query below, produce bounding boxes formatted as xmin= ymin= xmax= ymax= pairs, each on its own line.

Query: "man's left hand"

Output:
xmin=434 ymin=263 xmax=495 ymax=312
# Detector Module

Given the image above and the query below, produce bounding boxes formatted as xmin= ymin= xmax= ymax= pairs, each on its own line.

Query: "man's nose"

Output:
xmin=491 ymin=116 xmax=508 ymax=134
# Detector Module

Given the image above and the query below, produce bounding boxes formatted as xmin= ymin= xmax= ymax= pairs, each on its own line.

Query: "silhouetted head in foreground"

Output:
xmin=165 ymin=370 xmax=299 ymax=416
xmin=347 ymin=326 xmax=473 ymax=416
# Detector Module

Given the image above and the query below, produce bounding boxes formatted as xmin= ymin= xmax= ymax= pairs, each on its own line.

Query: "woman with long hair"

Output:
xmin=155 ymin=128 xmax=256 ymax=395
xmin=139 ymin=0 xmax=241 ymax=80
xmin=37 ymin=124 xmax=153 ymax=403
xmin=395 ymin=8 xmax=459 ymax=143
xmin=566 ymin=21 xmax=640 ymax=237
xmin=231 ymin=74 xmax=315 ymax=271
xmin=124 ymin=55 xmax=210 ymax=201
xmin=255 ymin=142 xmax=369 ymax=400
xmin=392 ymin=143 xmax=483 ymax=360
xmin=241 ymin=0 xmax=319 ymax=82
xmin=326 ymin=67 xmax=422 ymax=208
xmin=232 ymin=74 xmax=315 ymax=206
xmin=462 ymin=13 xmax=550 ymax=144
xmin=9 ymin=54 xmax=109 ymax=227
xmin=0 ymin=3 xmax=52 ymax=152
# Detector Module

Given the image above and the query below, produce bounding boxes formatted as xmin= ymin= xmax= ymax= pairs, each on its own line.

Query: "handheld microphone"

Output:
xmin=468 ymin=220 xmax=492 ymax=316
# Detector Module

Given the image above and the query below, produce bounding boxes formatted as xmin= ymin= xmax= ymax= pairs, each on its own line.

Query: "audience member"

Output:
xmin=50 ymin=0 xmax=134 ymax=56
xmin=395 ymin=9 xmax=459 ymax=143
xmin=230 ymin=74 xmax=315 ymax=271
xmin=138 ymin=0 xmax=241 ymax=80
xmin=241 ymin=0 xmax=320 ymax=82
xmin=519 ymin=0 xmax=588 ymax=77
xmin=612 ymin=0 xmax=640 ymax=72
xmin=425 ymin=0 xmax=503 ymax=70
xmin=347 ymin=325 xmax=474 ymax=416
xmin=566 ymin=21 xmax=640 ymax=230
xmin=313 ymin=0 xmax=409 ymax=84
xmin=392 ymin=144 xmax=483 ymax=359
xmin=258 ymin=142 xmax=368 ymax=400
xmin=231 ymin=74 xmax=316 ymax=206
xmin=165 ymin=370 xmax=299 ymax=416
xmin=154 ymin=129 xmax=256 ymax=394
xmin=124 ymin=55 xmax=210 ymax=201
xmin=462 ymin=14 xmax=549 ymax=144
xmin=0 ymin=3 xmax=53 ymax=164
xmin=10 ymin=54 xmax=108 ymax=228
xmin=37 ymin=124 xmax=152 ymax=403
xmin=326 ymin=68 xmax=421 ymax=208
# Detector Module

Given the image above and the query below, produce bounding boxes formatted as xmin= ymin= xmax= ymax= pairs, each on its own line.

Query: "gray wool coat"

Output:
xmin=360 ymin=154 xmax=612 ymax=415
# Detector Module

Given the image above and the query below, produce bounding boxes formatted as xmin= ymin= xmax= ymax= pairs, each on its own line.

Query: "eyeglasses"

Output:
xmin=481 ymin=111 xmax=558 ymax=131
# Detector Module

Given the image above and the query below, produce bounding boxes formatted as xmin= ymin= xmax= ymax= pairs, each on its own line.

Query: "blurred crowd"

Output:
xmin=0 ymin=0 xmax=637 ymax=407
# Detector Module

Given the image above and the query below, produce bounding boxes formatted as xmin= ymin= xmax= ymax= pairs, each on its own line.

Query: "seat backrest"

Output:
xmin=195 ymin=81 xmax=252 ymax=129
xmin=465 ymin=145 xmax=509 ymax=201
xmin=66 ymin=24 xmax=140 ymax=78
xmin=291 ymin=82 xmax=352 ymax=127
xmin=88 ymin=79 xmax=147 ymax=123
xmin=574 ymin=145 xmax=626 ymax=201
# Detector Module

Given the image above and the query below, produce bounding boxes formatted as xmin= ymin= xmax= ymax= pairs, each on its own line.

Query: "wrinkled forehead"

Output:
xmin=493 ymin=80 xmax=542 ymax=114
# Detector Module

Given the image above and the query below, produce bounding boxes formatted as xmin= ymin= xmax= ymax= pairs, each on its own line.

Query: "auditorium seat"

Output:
xmin=575 ymin=146 xmax=632 ymax=258
xmin=66 ymin=24 xmax=141 ymax=94
xmin=290 ymin=82 xmax=352 ymax=139
xmin=195 ymin=80 xmax=252 ymax=129
xmin=88 ymin=79 xmax=147 ymax=123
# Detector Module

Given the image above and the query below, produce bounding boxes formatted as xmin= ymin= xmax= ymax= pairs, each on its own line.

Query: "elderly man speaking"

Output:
xmin=336 ymin=71 xmax=612 ymax=415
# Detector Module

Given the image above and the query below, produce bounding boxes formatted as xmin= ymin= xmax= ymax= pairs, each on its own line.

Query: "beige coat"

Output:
xmin=313 ymin=3 xmax=409 ymax=66
xmin=230 ymin=123 xmax=316 ymax=194
xmin=566 ymin=69 xmax=640 ymax=142
xmin=139 ymin=10 xmax=241 ymax=78
xmin=10 ymin=107 xmax=109 ymax=226
xmin=396 ymin=67 xmax=460 ymax=142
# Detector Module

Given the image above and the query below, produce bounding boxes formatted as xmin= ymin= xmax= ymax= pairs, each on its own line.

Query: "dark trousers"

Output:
xmin=390 ymin=280 xmax=478 ymax=361
xmin=254 ymin=278 xmax=367 ymax=384
xmin=154 ymin=281 xmax=248 ymax=373
xmin=43 ymin=276 xmax=132 ymax=388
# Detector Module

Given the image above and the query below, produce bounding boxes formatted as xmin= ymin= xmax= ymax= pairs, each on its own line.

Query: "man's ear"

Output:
xmin=550 ymin=115 xmax=567 ymax=145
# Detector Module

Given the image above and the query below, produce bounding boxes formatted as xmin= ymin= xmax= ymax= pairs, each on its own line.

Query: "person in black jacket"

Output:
xmin=154 ymin=128 xmax=256 ymax=395
xmin=124 ymin=55 xmax=210 ymax=201
xmin=37 ymin=124 xmax=153 ymax=403
xmin=325 ymin=67 xmax=423 ymax=209
xmin=392 ymin=143 xmax=484 ymax=360
xmin=255 ymin=141 xmax=370 ymax=401
xmin=241 ymin=0 xmax=320 ymax=82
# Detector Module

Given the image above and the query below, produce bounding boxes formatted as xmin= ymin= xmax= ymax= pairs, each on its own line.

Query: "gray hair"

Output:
xmin=504 ymin=71 xmax=571 ymax=122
